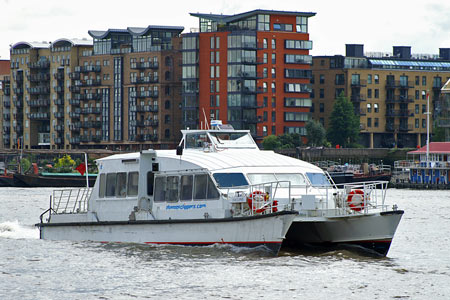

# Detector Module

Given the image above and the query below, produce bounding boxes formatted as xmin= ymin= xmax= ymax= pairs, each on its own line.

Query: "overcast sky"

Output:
xmin=0 ymin=0 xmax=449 ymax=60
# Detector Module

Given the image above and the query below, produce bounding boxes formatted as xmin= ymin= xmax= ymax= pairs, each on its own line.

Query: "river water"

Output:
xmin=0 ymin=187 xmax=449 ymax=300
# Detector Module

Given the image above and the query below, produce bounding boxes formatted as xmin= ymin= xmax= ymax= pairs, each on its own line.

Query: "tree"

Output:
xmin=306 ymin=120 xmax=326 ymax=146
xmin=278 ymin=133 xmax=302 ymax=149
xmin=262 ymin=135 xmax=281 ymax=150
xmin=327 ymin=92 xmax=360 ymax=147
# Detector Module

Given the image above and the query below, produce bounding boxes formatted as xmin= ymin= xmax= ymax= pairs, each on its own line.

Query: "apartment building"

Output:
xmin=6 ymin=25 xmax=183 ymax=150
xmin=0 ymin=60 xmax=11 ymax=148
xmin=181 ymin=9 xmax=315 ymax=141
xmin=312 ymin=45 xmax=450 ymax=148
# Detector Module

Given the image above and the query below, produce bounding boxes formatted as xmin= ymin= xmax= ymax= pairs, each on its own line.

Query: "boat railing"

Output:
xmin=224 ymin=181 xmax=291 ymax=216
xmin=52 ymin=188 xmax=92 ymax=214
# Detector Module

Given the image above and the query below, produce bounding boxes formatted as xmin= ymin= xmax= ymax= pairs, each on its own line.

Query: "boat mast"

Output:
xmin=84 ymin=152 xmax=89 ymax=188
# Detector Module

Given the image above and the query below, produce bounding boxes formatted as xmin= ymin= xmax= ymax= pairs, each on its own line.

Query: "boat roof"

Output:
xmin=97 ymin=149 xmax=322 ymax=173
xmin=408 ymin=142 xmax=450 ymax=155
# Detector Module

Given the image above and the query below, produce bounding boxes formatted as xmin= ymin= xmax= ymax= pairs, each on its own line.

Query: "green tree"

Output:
xmin=327 ymin=93 xmax=360 ymax=147
xmin=306 ymin=120 xmax=326 ymax=146
xmin=432 ymin=127 xmax=445 ymax=142
xmin=262 ymin=135 xmax=281 ymax=150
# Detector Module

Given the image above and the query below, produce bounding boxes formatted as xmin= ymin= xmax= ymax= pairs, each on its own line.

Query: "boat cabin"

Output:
xmin=407 ymin=142 xmax=450 ymax=184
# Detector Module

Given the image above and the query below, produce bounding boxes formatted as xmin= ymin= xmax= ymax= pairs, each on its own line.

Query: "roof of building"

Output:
xmin=52 ymin=38 xmax=93 ymax=47
xmin=88 ymin=26 xmax=184 ymax=39
xmin=190 ymin=9 xmax=316 ymax=23
xmin=11 ymin=41 xmax=50 ymax=50
xmin=408 ymin=142 xmax=450 ymax=154
xmin=369 ymin=58 xmax=450 ymax=70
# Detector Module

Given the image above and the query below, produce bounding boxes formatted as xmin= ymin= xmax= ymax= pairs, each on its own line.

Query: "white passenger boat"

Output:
xmin=37 ymin=121 xmax=403 ymax=256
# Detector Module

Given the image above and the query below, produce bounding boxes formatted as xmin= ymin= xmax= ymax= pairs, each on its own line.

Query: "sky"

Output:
xmin=0 ymin=0 xmax=449 ymax=60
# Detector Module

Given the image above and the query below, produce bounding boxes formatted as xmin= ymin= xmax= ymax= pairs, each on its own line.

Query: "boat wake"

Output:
xmin=0 ymin=221 xmax=39 ymax=240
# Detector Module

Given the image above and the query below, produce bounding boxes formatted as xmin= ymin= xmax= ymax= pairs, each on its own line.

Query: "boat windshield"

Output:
xmin=247 ymin=173 xmax=307 ymax=187
xmin=213 ymin=173 xmax=249 ymax=188
xmin=208 ymin=132 xmax=255 ymax=147
xmin=306 ymin=172 xmax=331 ymax=186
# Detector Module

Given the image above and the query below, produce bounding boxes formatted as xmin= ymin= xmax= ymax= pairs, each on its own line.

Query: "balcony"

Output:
xmin=80 ymin=135 xmax=102 ymax=142
xmin=3 ymin=100 xmax=11 ymax=108
xmin=54 ymin=111 xmax=64 ymax=119
xmin=130 ymin=90 xmax=159 ymax=98
xmin=27 ymin=60 xmax=50 ymax=69
xmin=241 ymin=57 xmax=264 ymax=65
xmin=27 ymin=86 xmax=50 ymax=95
xmin=385 ymin=95 xmax=414 ymax=103
xmin=27 ymin=99 xmax=50 ymax=107
xmin=385 ymin=109 xmax=413 ymax=117
xmin=130 ymin=76 xmax=159 ymax=84
xmin=130 ymin=119 xmax=159 ymax=127
xmin=130 ymin=61 xmax=159 ymax=70
xmin=69 ymin=123 xmax=80 ymax=131
xmin=69 ymin=111 xmax=81 ymax=118
xmin=350 ymin=94 xmax=366 ymax=102
xmin=27 ymin=112 xmax=50 ymax=120
xmin=27 ymin=73 xmax=50 ymax=82
xmin=69 ymin=86 xmax=80 ymax=93
xmin=69 ymin=99 xmax=80 ymax=106
xmin=385 ymin=80 xmax=414 ymax=89
xmin=69 ymin=72 xmax=80 ymax=80
xmin=54 ymin=86 xmax=64 ymax=93
xmin=74 ymin=65 xmax=101 ymax=73
xmin=13 ymin=88 xmax=23 ymax=95
xmin=3 ymin=88 xmax=10 ymax=95
xmin=54 ymin=137 xmax=64 ymax=144
xmin=70 ymin=136 xmax=80 ymax=144
xmin=75 ymin=93 xmax=102 ymax=101
xmin=350 ymin=79 xmax=367 ymax=87
xmin=13 ymin=74 xmax=23 ymax=82
xmin=75 ymin=79 xmax=102 ymax=87
xmin=81 ymin=107 xmax=101 ymax=114
xmin=54 ymin=125 xmax=64 ymax=132
xmin=3 ymin=114 xmax=10 ymax=121
xmin=130 ymin=105 xmax=159 ymax=112
xmin=54 ymin=98 xmax=64 ymax=106
xmin=80 ymin=121 xmax=101 ymax=128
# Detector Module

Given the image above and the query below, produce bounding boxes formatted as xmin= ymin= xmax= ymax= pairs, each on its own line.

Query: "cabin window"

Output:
xmin=147 ymin=172 xmax=154 ymax=196
xmin=306 ymin=173 xmax=331 ymax=186
xmin=247 ymin=173 xmax=277 ymax=185
xmin=275 ymin=173 xmax=307 ymax=187
xmin=213 ymin=173 xmax=249 ymax=188
xmin=185 ymin=133 xmax=210 ymax=149
xmin=99 ymin=173 xmax=106 ymax=198
xmin=127 ymin=172 xmax=139 ymax=196
xmin=116 ymin=172 xmax=127 ymax=197
xmin=167 ymin=176 xmax=179 ymax=202
xmin=154 ymin=176 xmax=166 ymax=202
xmin=180 ymin=175 xmax=193 ymax=200
xmin=106 ymin=173 xmax=116 ymax=197
xmin=194 ymin=174 xmax=207 ymax=200
xmin=207 ymin=176 xmax=220 ymax=199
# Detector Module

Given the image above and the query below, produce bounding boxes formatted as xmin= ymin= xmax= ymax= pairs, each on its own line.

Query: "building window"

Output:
xmin=272 ymin=53 xmax=276 ymax=64
xmin=415 ymin=119 xmax=419 ymax=128
xmin=296 ymin=16 xmax=308 ymax=33
xmin=374 ymin=89 xmax=379 ymax=98
xmin=415 ymin=90 xmax=419 ymax=100
xmin=263 ymin=38 xmax=268 ymax=49
xmin=263 ymin=97 xmax=268 ymax=107
xmin=210 ymin=37 xmax=215 ymax=49
xmin=422 ymin=76 xmax=426 ymax=86
xmin=367 ymin=118 xmax=372 ymax=127
xmin=367 ymin=103 xmax=372 ymax=113
xmin=319 ymin=89 xmax=324 ymax=98
xmin=216 ymin=95 xmax=220 ymax=106
xmin=271 ymin=39 xmax=276 ymax=49
xmin=367 ymin=89 xmax=372 ymax=98
xmin=263 ymin=53 xmax=268 ymax=64
xmin=374 ymin=118 xmax=379 ymax=127
xmin=422 ymin=119 xmax=426 ymax=128
xmin=263 ymin=67 xmax=268 ymax=78
xmin=263 ymin=111 xmax=268 ymax=121
xmin=374 ymin=74 xmax=379 ymax=84
xmin=422 ymin=104 xmax=426 ymax=113
xmin=367 ymin=74 xmax=372 ymax=84
xmin=415 ymin=104 xmax=419 ymax=114
xmin=271 ymin=82 xmax=275 ymax=92
xmin=319 ymin=103 xmax=324 ymax=112
xmin=271 ymin=97 xmax=276 ymax=108
xmin=319 ymin=75 xmax=325 ymax=84
xmin=272 ymin=111 xmax=276 ymax=122
xmin=263 ymin=82 xmax=268 ymax=93
xmin=165 ymin=129 xmax=170 ymax=138
xmin=271 ymin=68 xmax=276 ymax=78
xmin=165 ymin=100 xmax=171 ymax=109
xmin=422 ymin=91 xmax=426 ymax=100
xmin=262 ymin=125 xmax=268 ymax=136
xmin=258 ymin=14 xmax=270 ymax=31
xmin=165 ymin=115 xmax=171 ymax=124
xmin=415 ymin=76 xmax=420 ymax=85
xmin=374 ymin=103 xmax=379 ymax=113
xmin=216 ymin=37 xmax=220 ymax=49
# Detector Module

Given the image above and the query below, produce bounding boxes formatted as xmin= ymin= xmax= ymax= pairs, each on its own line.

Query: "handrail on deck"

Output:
xmin=52 ymin=188 xmax=92 ymax=214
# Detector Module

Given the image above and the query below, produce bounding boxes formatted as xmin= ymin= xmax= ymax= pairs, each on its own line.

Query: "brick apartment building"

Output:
xmin=181 ymin=9 xmax=315 ymax=141
xmin=5 ymin=25 xmax=183 ymax=150
xmin=311 ymin=45 xmax=450 ymax=148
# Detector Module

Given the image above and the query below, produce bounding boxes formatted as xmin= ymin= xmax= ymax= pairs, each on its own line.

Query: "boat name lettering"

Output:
xmin=166 ymin=204 xmax=206 ymax=210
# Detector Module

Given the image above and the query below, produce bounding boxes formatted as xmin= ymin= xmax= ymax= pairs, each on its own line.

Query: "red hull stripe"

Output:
xmin=143 ymin=241 xmax=281 ymax=245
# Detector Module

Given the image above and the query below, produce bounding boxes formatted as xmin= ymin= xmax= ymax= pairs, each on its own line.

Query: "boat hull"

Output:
xmin=13 ymin=173 xmax=96 ymax=187
xmin=284 ymin=210 xmax=404 ymax=256
xmin=37 ymin=211 xmax=297 ymax=255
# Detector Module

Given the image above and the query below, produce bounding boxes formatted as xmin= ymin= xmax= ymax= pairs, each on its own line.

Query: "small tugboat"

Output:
xmin=37 ymin=121 xmax=403 ymax=256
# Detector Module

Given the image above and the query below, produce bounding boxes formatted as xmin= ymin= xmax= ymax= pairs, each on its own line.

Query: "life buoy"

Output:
xmin=247 ymin=190 xmax=270 ymax=213
xmin=347 ymin=189 xmax=365 ymax=211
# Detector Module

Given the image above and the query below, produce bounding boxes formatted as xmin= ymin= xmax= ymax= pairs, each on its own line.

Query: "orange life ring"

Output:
xmin=247 ymin=190 xmax=270 ymax=213
xmin=347 ymin=189 xmax=365 ymax=211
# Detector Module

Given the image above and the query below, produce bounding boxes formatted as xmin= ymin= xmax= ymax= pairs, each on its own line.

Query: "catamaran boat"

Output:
xmin=37 ymin=121 xmax=403 ymax=256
